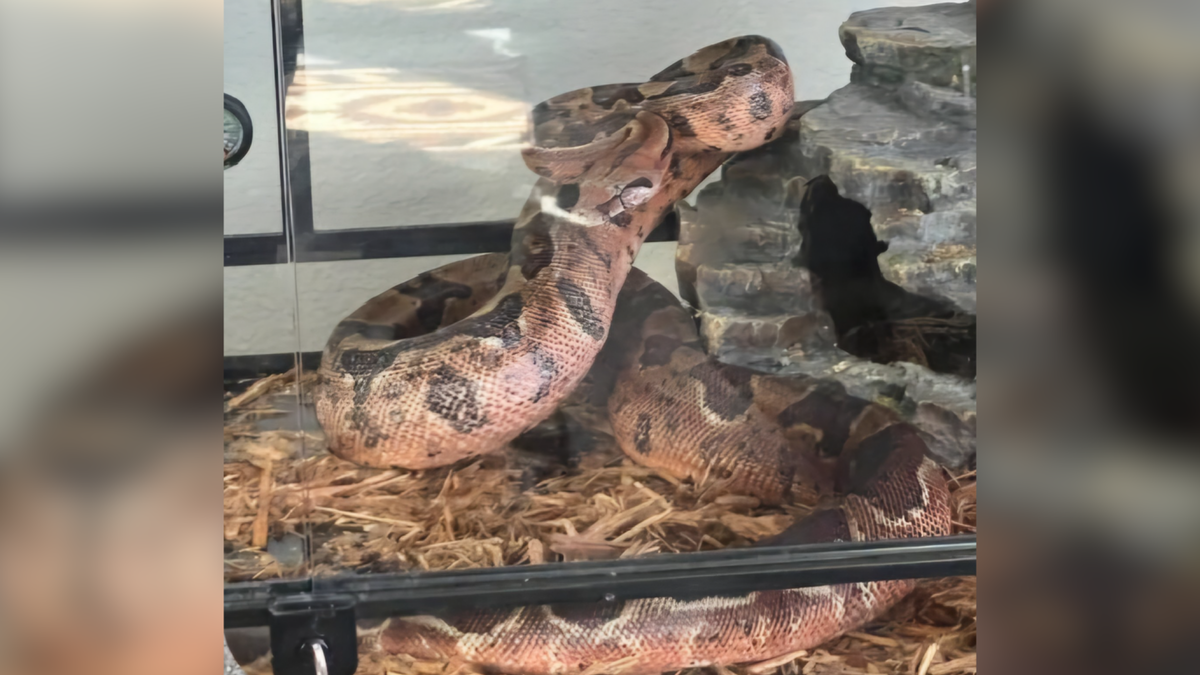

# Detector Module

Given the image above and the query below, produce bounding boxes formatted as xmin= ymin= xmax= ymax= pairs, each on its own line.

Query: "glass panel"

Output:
xmin=293 ymin=0 xmax=975 ymax=575
xmin=225 ymin=0 xmax=977 ymax=672
xmin=295 ymin=0 xmax=950 ymax=232
xmin=223 ymin=4 xmax=314 ymax=673
xmin=223 ymin=0 xmax=285 ymax=235
xmin=300 ymin=24 xmax=532 ymax=230
xmin=222 ymin=242 xmax=314 ymax=668
xmin=223 ymin=265 xmax=313 ymax=567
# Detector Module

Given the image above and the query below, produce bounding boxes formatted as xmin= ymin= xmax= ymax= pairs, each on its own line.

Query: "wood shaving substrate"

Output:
xmin=225 ymin=375 xmax=977 ymax=675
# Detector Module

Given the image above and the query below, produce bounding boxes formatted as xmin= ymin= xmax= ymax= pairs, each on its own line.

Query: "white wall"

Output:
xmin=224 ymin=0 xmax=962 ymax=355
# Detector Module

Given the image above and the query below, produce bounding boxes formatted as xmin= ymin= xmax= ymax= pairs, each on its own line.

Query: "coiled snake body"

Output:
xmin=315 ymin=36 xmax=952 ymax=674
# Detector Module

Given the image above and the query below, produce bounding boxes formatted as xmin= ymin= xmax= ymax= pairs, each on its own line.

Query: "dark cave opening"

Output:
xmin=795 ymin=175 xmax=976 ymax=380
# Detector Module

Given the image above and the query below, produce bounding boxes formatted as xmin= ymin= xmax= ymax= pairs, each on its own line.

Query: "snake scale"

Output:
xmin=314 ymin=36 xmax=952 ymax=674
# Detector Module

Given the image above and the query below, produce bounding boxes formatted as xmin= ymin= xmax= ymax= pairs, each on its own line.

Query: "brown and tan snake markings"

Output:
xmin=749 ymin=90 xmax=774 ymax=120
xmin=554 ymin=278 xmax=607 ymax=341
xmin=690 ymin=362 xmax=755 ymax=421
xmin=667 ymin=113 xmax=697 ymax=138
xmin=776 ymin=381 xmax=870 ymax=457
xmin=637 ymin=334 xmax=683 ymax=367
xmin=443 ymin=293 xmax=524 ymax=347
xmin=314 ymin=35 xmax=954 ymax=674
xmin=424 ymin=364 xmax=487 ymax=434
xmin=529 ymin=345 xmax=560 ymax=404
xmin=632 ymin=412 xmax=653 ymax=455
xmin=395 ymin=275 xmax=475 ymax=334
xmin=512 ymin=213 xmax=557 ymax=280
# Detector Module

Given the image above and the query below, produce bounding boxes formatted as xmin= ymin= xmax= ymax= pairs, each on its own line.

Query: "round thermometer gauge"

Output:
xmin=224 ymin=94 xmax=253 ymax=169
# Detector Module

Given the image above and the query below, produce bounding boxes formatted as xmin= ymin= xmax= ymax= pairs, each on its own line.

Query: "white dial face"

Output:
xmin=224 ymin=108 xmax=244 ymax=155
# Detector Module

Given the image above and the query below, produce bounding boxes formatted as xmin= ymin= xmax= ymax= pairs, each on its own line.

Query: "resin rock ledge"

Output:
xmin=840 ymin=0 xmax=977 ymax=91
xmin=796 ymin=83 xmax=976 ymax=312
xmin=796 ymin=83 xmax=975 ymax=217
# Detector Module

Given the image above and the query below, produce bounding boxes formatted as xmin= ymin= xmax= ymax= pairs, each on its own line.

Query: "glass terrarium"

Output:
xmin=223 ymin=1 xmax=977 ymax=674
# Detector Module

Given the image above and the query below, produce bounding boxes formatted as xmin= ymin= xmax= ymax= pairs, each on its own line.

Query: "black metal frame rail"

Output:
xmin=223 ymin=211 xmax=681 ymax=267
xmin=225 ymin=351 xmax=320 ymax=384
xmin=225 ymin=535 xmax=976 ymax=628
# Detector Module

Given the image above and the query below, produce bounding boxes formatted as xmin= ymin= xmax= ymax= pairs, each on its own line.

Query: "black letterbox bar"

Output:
xmin=225 ymin=534 xmax=976 ymax=628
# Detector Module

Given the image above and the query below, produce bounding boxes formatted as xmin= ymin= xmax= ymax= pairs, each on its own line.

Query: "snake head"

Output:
xmin=643 ymin=35 xmax=794 ymax=154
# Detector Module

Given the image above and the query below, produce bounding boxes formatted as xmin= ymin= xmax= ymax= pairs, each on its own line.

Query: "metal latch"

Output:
xmin=268 ymin=594 xmax=358 ymax=675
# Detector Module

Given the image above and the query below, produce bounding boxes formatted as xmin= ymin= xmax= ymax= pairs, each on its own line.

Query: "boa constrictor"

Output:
xmin=314 ymin=36 xmax=952 ymax=674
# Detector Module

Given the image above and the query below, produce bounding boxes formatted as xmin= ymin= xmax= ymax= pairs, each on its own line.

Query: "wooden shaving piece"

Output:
xmin=227 ymin=368 xmax=295 ymax=410
xmin=251 ymin=460 xmax=274 ymax=549
xmin=527 ymin=538 xmax=545 ymax=565
xmin=746 ymin=649 xmax=809 ymax=674
xmin=928 ymin=653 xmax=976 ymax=674
xmin=915 ymin=642 xmax=940 ymax=675
xmin=847 ymin=632 xmax=901 ymax=648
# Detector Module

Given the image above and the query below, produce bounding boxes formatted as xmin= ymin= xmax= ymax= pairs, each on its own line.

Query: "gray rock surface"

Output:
xmin=701 ymin=309 xmax=840 ymax=368
xmin=673 ymin=1 xmax=977 ymax=468
xmin=794 ymin=83 xmax=976 ymax=313
xmin=900 ymin=80 xmax=977 ymax=128
xmin=840 ymin=0 xmax=976 ymax=91
xmin=675 ymin=180 xmax=842 ymax=369
xmin=796 ymin=82 xmax=975 ymax=209
xmin=695 ymin=263 xmax=818 ymax=316
xmin=714 ymin=346 xmax=976 ymax=469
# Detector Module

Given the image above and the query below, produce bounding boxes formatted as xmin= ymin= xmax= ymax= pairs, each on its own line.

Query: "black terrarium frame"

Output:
xmin=223 ymin=0 xmax=976 ymax=668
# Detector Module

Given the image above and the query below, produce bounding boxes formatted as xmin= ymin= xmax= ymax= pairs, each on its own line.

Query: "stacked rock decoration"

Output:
xmin=675 ymin=1 xmax=976 ymax=469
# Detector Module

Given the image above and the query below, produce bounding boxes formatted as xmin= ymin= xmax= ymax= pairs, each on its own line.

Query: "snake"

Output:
xmin=314 ymin=36 xmax=952 ymax=674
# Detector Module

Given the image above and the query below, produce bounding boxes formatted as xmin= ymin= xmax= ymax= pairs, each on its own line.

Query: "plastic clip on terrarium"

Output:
xmin=224 ymin=2 xmax=977 ymax=674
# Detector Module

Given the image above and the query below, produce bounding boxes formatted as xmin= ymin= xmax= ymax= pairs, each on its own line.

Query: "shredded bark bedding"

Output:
xmin=224 ymin=370 xmax=976 ymax=675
